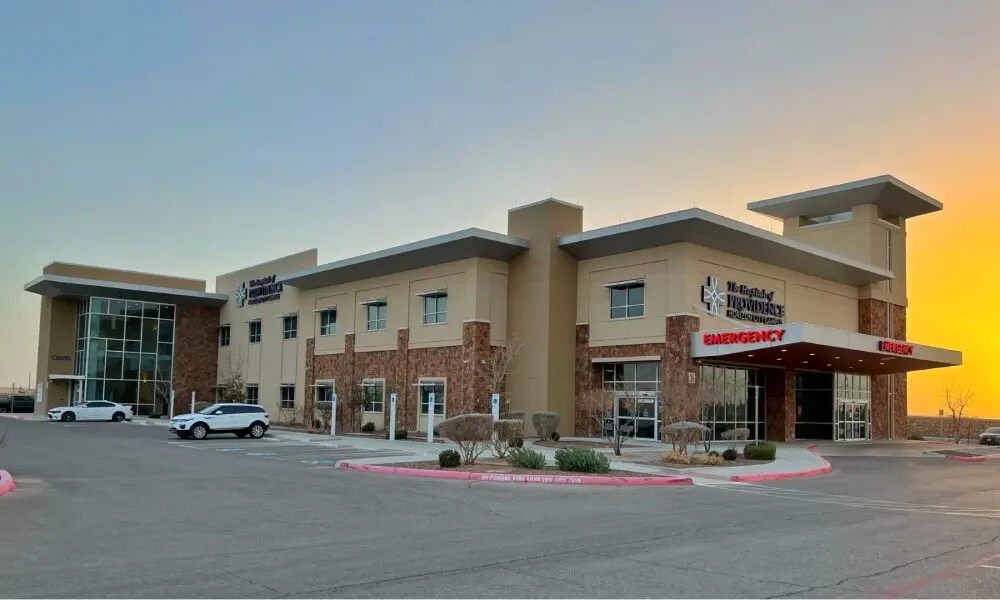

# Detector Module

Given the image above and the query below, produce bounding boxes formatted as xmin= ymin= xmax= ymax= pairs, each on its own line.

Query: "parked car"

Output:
xmin=979 ymin=427 xmax=1000 ymax=445
xmin=47 ymin=401 xmax=133 ymax=422
xmin=169 ymin=403 xmax=270 ymax=440
xmin=0 ymin=394 xmax=35 ymax=414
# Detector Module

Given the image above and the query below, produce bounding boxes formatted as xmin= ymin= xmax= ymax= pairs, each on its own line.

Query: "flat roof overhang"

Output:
xmin=692 ymin=322 xmax=961 ymax=375
xmin=746 ymin=175 xmax=943 ymax=220
xmin=557 ymin=208 xmax=892 ymax=286
xmin=24 ymin=274 xmax=229 ymax=307
xmin=279 ymin=228 xmax=530 ymax=290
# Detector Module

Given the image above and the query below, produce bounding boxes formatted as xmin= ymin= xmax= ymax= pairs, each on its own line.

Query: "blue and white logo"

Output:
xmin=702 ymin=276 xmax=726 ymax=315
xmin=235 ymin=282 xmax=248 ymax=307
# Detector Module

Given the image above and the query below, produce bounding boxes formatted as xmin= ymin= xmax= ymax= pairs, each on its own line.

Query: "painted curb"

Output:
xmin=728 ymin=444 xmax=832 ymax=482
xmin=945 ymin=453 xmax=1000 ymax=463
xmin=0 ymin=470 xmax=17 ymax=496
xmin=0 ymin=414 xmax=28 ymax=420
xmin=339 ymin=462 xmax=693 ymax=486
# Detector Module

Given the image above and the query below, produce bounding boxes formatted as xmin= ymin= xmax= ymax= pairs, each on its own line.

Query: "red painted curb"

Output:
xmin=0 ymin=470 xmax=17 ymax=496
xmin=945 ymin=453 xmax=1000 ymax=463
xmin=729 ymin=444 xmax=832 ymax=482
xmin=339 ymin=462 xmax=693 ymax=486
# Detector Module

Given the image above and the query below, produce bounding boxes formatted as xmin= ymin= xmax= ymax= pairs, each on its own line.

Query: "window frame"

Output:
xmin=422 ymin=292 xmax=448 ymax=325
xmin=282 ymin=314 xmax=298 ymax=340
xmin=245 ymin=384 xmax=259 ymax=405
xmin=249 ymin=320 xmax=262 ymax=344
xmin=279 ymin=384 xmax=295 ymax=409
xmin=360 ymin=378 xmax=385 ymax=414
xmin=218 ymin=324 xmax=231 ymax=347
xmin=366 ymin=301 xmax=388 ymax=332
xmin=319 ymin=309 xmax=337 ymax=336
xmin=608 ymin=281 xmax=645 ymax=320
xmin=418 ymin=377 xmax=447 ymax=416
xmin=315 ymin=379 xmax=336 ymax=408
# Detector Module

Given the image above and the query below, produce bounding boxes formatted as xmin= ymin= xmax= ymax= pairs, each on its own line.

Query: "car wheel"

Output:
xmin=190 ymin=423 xmax=208 ymax=440
xmin=248 ymin=422 xmax=266 ymax=439
xmin=235 ymin=431 xmax=248 ymax=438
xmin=61 ymin=412 xmax=75 ymax=422
xmin=111 ymin=411 xmax=126 ymax=422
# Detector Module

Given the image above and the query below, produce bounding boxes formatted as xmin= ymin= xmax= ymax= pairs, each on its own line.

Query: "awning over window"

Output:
xmin=691 ymin=322 xmax=961 ymax=375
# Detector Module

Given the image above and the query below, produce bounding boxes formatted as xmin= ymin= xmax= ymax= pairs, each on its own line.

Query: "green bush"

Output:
xmin=511 ymin=437 xmax=524 ymax=448
xmin=744 ymin=441 xmax=777 ymax=461
xmin=554 ymin=447 xmax=611 ymax=473
xmin=507 ymin=448 xmax=547 ymax=469
xmin=384 ymin=428 xmax=407 ymax=440
xmin=361 ymin=422 xmax=375 ymax=433
xmin=439 ymin=414 xmax=493 ymax=465
xmin=722 ymin=448 xmax=739 ymax=461
xmin=531 ymin=411 xmax=561 ymax=440
xmin=438 ymin=449 xmax=461 ymax=468
xmin=908 ymin=433 xmax=925 ymax=441
xmin=491 ymin=419 xmax=525 ymax=458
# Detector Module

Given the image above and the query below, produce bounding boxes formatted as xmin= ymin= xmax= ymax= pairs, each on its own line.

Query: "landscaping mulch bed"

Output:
xmin=400 ymin=459 xmax=639 ymax=477
xmin=932 ymin=449 xmax=1000 ymax=458
xmin=534 ymin=440 xmax=637 ymax=450
xmin=630 ymin=455 xmax=772 ymax=469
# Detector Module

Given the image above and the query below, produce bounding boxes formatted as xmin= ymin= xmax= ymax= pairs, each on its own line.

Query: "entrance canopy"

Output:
xmin=691 ymin=322 xmax=961 ymax=375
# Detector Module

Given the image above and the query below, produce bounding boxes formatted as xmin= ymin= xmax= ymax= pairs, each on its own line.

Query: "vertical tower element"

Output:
xmin=506 ymin=199 xmax=583 ymax=436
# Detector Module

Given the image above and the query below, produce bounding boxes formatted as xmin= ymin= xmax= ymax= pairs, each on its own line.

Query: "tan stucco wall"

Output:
xmin=576 ymin=242 xmax=859 ymax=342
xmin=36 ymin=297 xmax=78 ymax=410
xmin=43 ymin=262 xmax=207 ymax=292
xmin=216 ymin=250 xmax=318 ymax=418
xmin=297 ymin=257 xmax=509 ymax=355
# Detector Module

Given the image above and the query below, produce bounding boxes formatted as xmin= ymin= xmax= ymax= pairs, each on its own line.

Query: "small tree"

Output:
xmin=490 ymin=419 xmax=524 ymax=458
xmin=944 ymin=386 xmax=975 ymax=443
xmin=478 ymin=335 xmax=524 ymax=417
xmin=582 ymin=386 xmax=636 ymax=456
xmin=665 ymin=421 xmax=710 ymax=455
xmin=218 ymin=351 xmax=247 ymax=404
xmin=439 ymin=414 xmax=493 ymax=465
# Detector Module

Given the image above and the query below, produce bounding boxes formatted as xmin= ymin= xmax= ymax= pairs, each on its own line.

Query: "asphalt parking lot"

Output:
xmin=2 ymin=419 xmax=1000 ymax=598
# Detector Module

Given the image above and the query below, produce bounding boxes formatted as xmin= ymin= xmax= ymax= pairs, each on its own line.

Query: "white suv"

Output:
xmin=170 ymin=403 xmax=270 ymax=440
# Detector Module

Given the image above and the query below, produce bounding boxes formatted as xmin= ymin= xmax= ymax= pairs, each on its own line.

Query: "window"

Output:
xmin=218 ymin=325 xmax=230 ymax=347
xmin=361 ymin=379 xmax=385 ymax=413
xmin=366 ymin=301 xmax=387 ymax=331
xmin=249 ymin=320 xmax=261 ymax=344
xmin=246 ymin=384 xmax=259 ymax=404
xmin=698 ymin=365 xmax=764 ymax=442
xmin=609 ymin=282 xmax=645 ymax=319
xmin=422 ymin=293 xmax=448 ymax=324
xmin=283 ymin=315 xmax=298 ymax=340
xmin=800 ymin=211 xmax=852 ymax=227
xmin=319 ymin=309 xmax=337 ymax=336
xmin=280 ymin=384 xmax=295 ymax=409
xmin=419 ymin=379 xmax=446 ymax=416
xmin=316 ymin=380 xmax=335 ymax=408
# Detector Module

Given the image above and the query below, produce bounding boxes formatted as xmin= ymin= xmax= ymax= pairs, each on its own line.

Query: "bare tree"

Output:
xmin=581 ymin=385 xmax=639 ymax=456
xmin=944 ymin=386 xmax=975 ymax=443
xmin=477 ymin=335 xmax=524 ymax=417
xmin=218 ymin=350 xmax=248 ymax=404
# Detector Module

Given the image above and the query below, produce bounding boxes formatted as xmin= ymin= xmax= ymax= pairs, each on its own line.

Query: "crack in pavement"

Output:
xmin=219 ymin=566 xmax=283 ymax=595
xmin=764 ymin=533 xmax=1000 ymax=599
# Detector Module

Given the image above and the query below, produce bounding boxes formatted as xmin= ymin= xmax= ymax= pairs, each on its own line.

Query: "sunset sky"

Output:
xmin=1 ymin=0 xmax=996 ymax=416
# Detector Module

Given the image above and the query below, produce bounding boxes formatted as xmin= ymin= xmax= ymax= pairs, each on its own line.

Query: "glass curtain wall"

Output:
xmin=698 ymin=365 xmax=765 ymax=441
xmin=75 ymin=297 xmax=176 ymax=416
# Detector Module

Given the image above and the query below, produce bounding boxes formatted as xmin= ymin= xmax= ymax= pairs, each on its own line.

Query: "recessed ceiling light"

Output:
xmin=826 ymin=363 xmax=832 ymax=367
xmin=747 ymin=354 xmax=754 ymax=358
xmin=879 ymin=362 xmax=884 ymax=365
xmin=781 ymin=349 xmax=787 ymax=352
xmin=803 ymin=361 xmax=808 ymax=364
xmin=858 ymin=359 xmax=863 ymax=362
xmin=809 ymin=353 xmax=815 ymax=356
xmin=834 ymin=356 xmax=840 ymax=359
xmin=776 ymin=358 xmax=782 ymax=361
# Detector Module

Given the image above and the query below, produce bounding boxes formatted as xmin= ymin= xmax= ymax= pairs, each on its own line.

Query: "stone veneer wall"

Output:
xmin=908 ymin=415 xmax=1000 ymax=440
xmin=305 ymin=321 xmax=494 ymax=432
xmin=172 ymin=305 xmax=220 ymax=413
xmin=764 ymin=369 xmax=795 ymax=442
xmin=859 ymin=299 xmax=908 ymax=440
xmin=574 ymin=315 xmax=700 ymax=439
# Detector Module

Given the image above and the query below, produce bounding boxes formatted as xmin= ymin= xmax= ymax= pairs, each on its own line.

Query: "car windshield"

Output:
xmin=986 ymin=427 xmax=1000 ymax=434
xmin=197 ymin=404 xmax=224 ymax=415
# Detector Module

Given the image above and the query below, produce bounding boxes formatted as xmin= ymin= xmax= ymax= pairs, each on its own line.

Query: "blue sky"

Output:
xmin=2 ymin=1 xmax=999 ymax=410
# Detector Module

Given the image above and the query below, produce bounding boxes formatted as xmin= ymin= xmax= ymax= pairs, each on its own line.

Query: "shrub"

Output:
xmin=721 ymin=427 xmax=750 ymax=450
xmin=438 ymin=414 xmax=493 ymax=465
xmin=491 ymin=419 xmax=525 ymax=458
xmin=665 ymin=421 xmax=710 ymax=454
xmin=696 ymin=453 xmax=724 ymax=466
xmin=554 ymin=447 xmax=611 ymax=473
xmin=438 ymin=449 xmax=461 ymax=468
xmin=361 ymin=422 xmax=375 ymax=433
xmin=531 ymin=411 xmax=561 ymax=440
xmin=507 ymin=447 xmax=547 ymax=469
xmin=722 ymin=448 xmax=739 ymax=461
xmin=384 ymin=428 xmax=408 ymax=440
xmin=744 ymin=441 xmax=777 ymax=461
xmin=511 ymin=437 xmax=524 ymax=448
xmin=506 ymin=410 xmax=526 ymax=421
xmin=708 ymin=450 xmax=720 ymax=457
xmin=663 ymin=451 xmax=690 ymax=465
xmin=908 ymin=433 xmax=925 ymax=441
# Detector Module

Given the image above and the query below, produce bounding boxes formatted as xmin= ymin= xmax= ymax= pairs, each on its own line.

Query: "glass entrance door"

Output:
xmin=614 ymin=392 xmax=659 ymax=440
xmin=836 ymin=401 xmax=870 ymax=441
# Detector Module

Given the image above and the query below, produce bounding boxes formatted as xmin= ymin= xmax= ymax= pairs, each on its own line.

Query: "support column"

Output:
xmin=765 ymin=369 xmax=795 ymax=442
xmin=663 ymin=315 xmax=700 ymax=429
xmin=461 ymin=321 xmax=491 ymax=414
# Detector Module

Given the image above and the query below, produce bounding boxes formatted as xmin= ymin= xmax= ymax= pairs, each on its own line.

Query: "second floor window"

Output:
xmin=218 ymin=325 xmax=230 ymax=347
xmin=283 ymin=315 xmax=298 ymax=340
xmin=249 ymin=320 xmax=262 ymax=344
xmin=366 ymin=301 xmax=387 ymax=331
xmin=319 ymin=309 xmax=337 ymax=336
xmin=609 ymin=281 xmax=645 ymax=319
xmin=423 ymin=292 xmax=447 ymax=324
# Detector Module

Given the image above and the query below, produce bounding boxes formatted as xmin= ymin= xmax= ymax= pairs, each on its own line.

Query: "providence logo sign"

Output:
xmin=236 ymin=275 xmax=283 ymax=307
xmin=702 ymin=276 xmax=785 ymax=325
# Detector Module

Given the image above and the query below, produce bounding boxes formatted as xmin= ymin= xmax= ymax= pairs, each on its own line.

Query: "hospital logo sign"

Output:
xmin=701 ymin=276 xmax=785 ymax=325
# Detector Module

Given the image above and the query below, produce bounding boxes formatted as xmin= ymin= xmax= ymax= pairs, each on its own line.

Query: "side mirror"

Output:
xmin=214 ymin=410 xmax=224 ymax=415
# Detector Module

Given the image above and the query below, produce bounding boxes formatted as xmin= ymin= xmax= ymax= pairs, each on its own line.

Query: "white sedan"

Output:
xmin=48 ymin=401 xmax=134 ymax=423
